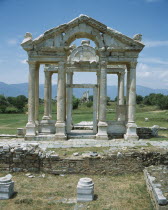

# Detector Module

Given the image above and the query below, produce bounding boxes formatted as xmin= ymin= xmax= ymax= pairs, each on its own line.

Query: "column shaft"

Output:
xmin=128 ymin=65 xmax=136 ymax=122
xmin=118 ymin=73 xmax=125 ymax=105
xmin=55 ymin=62 xmax=67 ymax=139
xmin=35 ymin=64 xmax=39 ymax=122
xmin=57 ymin=64 xmax=65 ymax=122
xmin=28 ymin=62 xmax=36 ymax=123
xmin=126 ymin=70 xmax=130 ymax=106
xmin=99 ymin=67 xmax=107 ymax=122
xmin=66 ymin=72 xmax=73 ymax=133
xmin=93 ymin=87 xmax=98 ymax=133
xmin=26 ymin=61 xmax=36 ymax=137
xmin=96 ymin=61 xmax=108 ymax=140
xmin=96 ymin=72 xmax=100 ymax=120
xmin=49 ymin=72 xmax=52 ymax=118
xmin=43 ymin=71 xmax=51 ymax=119
xmin=124 ymin=62 xmax=138 ymax=141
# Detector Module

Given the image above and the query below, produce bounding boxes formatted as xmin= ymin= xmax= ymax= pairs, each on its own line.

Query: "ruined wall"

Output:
xmin=0 ymin=144 xmax=168 ymax=175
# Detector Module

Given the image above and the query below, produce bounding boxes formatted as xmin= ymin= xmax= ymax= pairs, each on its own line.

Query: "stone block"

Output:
xmin=17 ymin=128 xmax=25 ymax=136
xmin=77 ymin=177 xmax=94 ymax=202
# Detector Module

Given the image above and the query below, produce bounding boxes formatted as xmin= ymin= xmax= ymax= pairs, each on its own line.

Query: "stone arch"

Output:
xmin=62 ymin=23 xmax=105 ymax=48
xmin=68 ymin=44 xmax=99 ymax=62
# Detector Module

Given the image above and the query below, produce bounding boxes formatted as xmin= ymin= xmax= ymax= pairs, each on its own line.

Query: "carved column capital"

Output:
xmin=127 ymin=62 xmax=137 ymax=70
xmin=100 ymin=61 xmax=107 ymax=69
xmin=27 ymin=60 xmax=37 ymax=65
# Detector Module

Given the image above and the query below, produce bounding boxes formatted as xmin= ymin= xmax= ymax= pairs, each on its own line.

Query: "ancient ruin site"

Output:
xmin=0 ymin=1 xmax=168 ymax=209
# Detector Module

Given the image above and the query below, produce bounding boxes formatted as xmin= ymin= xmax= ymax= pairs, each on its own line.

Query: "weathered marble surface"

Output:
xmin=77 ymin=178 xmax=94 ymax=202
xmin=21 ymin=14 xmax=144 ymax=141
xmin=144 ymin=165 xmax=168 ymax=209
xmin=0 ymin=174 xmax=14 ymax=200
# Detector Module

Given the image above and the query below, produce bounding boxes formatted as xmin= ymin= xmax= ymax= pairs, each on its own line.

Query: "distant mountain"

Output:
xmin=0 ymin=82 xmax=168 ymax=99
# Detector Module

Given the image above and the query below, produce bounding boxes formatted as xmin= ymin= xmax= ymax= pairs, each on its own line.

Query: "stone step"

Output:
xmin=68 ymin=133 xmax=96 ymax=139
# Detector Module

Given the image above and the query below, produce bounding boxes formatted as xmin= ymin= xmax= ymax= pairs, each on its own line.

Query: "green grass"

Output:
xmin=0 ymin=172 xmax=153 ymax=210
xmin=0 ymin=102 xmax=168 ymax=141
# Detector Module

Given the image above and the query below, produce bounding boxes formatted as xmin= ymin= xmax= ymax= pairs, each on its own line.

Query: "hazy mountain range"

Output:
xmin=0 ymin=82 xmax=168 ymax=100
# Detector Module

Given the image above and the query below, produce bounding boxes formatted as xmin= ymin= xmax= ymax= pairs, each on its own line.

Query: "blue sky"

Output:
xmin=0 ymin=0 xmax=168 ymax=89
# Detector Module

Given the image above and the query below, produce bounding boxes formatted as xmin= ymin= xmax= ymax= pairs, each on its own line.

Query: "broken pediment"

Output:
xmin=21 ymin=14 xmax=144 ymax=52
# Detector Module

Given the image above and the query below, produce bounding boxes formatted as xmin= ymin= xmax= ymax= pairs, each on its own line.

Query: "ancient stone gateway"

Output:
xmin=21 ymin=15 xmax=144 ymax=141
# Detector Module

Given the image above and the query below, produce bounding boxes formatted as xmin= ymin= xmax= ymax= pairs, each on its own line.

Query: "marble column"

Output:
xmin=124 ymin=62 xmax=139 ymax=141
xmin=55 ymin=62 xmax=67 ymax=139
xmin=49 ymin=72 xmax=52 ymax=119
xmin=93 ymin=87 xmax=98 ymax=133
xmin=43 ymin=70 xmax=51 ymax=120
xmin=96 ymin=61 xmax=108 ymax=140
xmin=96 ymin=71 xmax=100 ymax=121
xmin=25 ymin=61 xmax=36 ymax=137
xmin=117 ymin=72 xmax=125 ymax=121
xmin=126 ymin=70 xmax=130 ymax=107
xmin=66 ymin=72 xmax=73 ymax=133
xmin=35 ymin=64 xmax=40 ymax=133
xmin=118 ymin=72 xmax=125 ymax=105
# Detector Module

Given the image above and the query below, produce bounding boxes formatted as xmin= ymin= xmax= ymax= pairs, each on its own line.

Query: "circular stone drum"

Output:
xmin=77 ymin=177 xmax=94 ymax=202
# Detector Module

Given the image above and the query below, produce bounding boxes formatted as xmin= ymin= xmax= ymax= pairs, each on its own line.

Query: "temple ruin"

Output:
xmin=21 ymin=15 xmax=144 ymax=140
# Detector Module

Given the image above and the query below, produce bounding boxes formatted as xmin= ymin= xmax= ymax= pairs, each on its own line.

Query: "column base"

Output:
xmin=96 ymin=121 xmax=108 ymax=140
xmin=25 ymin=122 xmax=36 ymax=137
xmin=35 ymin=120 xmax=39 ymax=134
xmin=55 ymin=122 xmax=67 ymax=140
xmin=39 ymin=119 xmax=56 ymax=134
xmin=42 ymin=115 xmax=51 ymax=120
xmin=124 ymin=122 xmax=139 ymax=141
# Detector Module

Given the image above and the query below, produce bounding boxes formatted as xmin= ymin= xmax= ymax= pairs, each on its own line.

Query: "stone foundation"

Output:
xmin=0 ymin=144 xmax=168 ymax=175
xmin=144 ymin=165 xmax=168 ymax=209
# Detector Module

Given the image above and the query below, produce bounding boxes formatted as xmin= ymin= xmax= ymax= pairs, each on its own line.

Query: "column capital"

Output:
xmin=100 ymin=61 xmax=107 ymax=69
xmin=127 ymin=62 xmax=137 ymax=69
xmin=27 ymin=60 xmax=37 ymax=65
xmin=58 ymin=61 xmax=66 ymax=73
xmin=66 ymin=71 xmax=74 ymax=75
xmin=59 ymin=61 xmax=65 ymax=67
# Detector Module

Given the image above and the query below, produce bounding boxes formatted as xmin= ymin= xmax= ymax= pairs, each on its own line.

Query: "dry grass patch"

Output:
xmin=0 ymin=172 xmax=153 ymax=210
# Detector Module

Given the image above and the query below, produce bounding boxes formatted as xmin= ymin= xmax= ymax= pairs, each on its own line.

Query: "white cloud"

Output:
xmin=137 ymin=62 xmax=168 ymax=88
xmin=144 ymin=40 xmax=168 ymax=47
xmin=20 ymin=59 xmax=27 ymax=64
xmin=7 ymin=39 xmax=18 ymax=45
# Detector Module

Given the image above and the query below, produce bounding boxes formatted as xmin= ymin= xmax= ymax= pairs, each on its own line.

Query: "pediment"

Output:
xmin=21 ymin=15 xmax=144 ymax=52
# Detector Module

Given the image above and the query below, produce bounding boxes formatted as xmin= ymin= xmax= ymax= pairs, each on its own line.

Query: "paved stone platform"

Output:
xmin=0 ymin=137 xmax=168 ymax=150
xmin=144 ymin=165 xmax=168 ymax=210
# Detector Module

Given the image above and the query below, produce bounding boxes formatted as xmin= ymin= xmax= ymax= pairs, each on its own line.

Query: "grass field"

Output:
xmin=0 ymin=102 xmax=168 ymax=140
xmin=0 ymin=172 xmax=153 ymax=210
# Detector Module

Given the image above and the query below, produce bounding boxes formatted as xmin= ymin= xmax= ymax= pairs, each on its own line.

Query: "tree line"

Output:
xmin=0 ymin=95 xmax=28 ymax=113
xmin=136 ymin=93 xmax=168 ymax=109
xmin=0 ymin=93 xmax=168 ymax=113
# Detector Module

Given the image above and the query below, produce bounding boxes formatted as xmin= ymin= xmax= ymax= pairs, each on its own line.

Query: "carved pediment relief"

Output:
xmin=68 ymin=42 xmax=99 ymax=63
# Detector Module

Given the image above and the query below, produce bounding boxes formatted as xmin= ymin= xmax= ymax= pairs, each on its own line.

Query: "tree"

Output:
xmin=88 ymin=95 xmax=93 ymax=102
xmin=157 ymin=95 xmax=168 ymax=110
xmin=106 ymin=96 xmax=111 ymax=105
xmin=14 ymin=95 xmax=28 ymax=112
xmin=72 ymin=96 xmax=80 ymax=109
xmin=136 ymin=95 xmax=143 ymax=104
xmin=0 ymin=95 xmax=8 ymax=113
xmin=86 ymin=101 xmax=93 ymax=108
